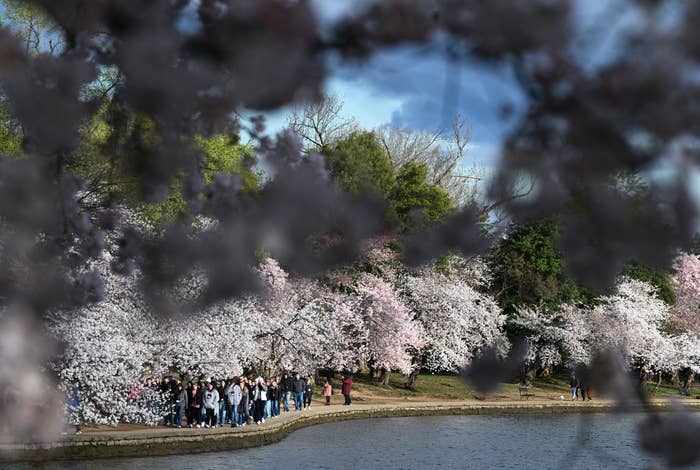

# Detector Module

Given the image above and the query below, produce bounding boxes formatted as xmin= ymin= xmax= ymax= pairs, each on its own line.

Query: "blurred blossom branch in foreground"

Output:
xmin=0 ymin=1 xmax=697 ymax=466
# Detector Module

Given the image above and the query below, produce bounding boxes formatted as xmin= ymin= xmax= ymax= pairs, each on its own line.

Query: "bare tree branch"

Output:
xmin=288 ymin=93 xmax=359 ymax=152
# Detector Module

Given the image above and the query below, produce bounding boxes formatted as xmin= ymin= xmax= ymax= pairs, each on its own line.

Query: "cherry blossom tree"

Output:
xmin=590 ymin=278 xmax=675 ymax=377
xmin=513 ymin=278 xmax=683 ymax=381
xmin=356 ymin=273 xmax=424 ymax=385
xmin=671 ymin=252 xmax=700 ymax=335
xmin=513 ymin=304 xmax=593 ymax=376
xmin=46 ymin=252 xmax=167 ymax=426
xmin=160 ymin=297 xmax=259 ymax=380
xmin=403 ymin=263 xmax=508 ymax=378
xmin=252 ymin=259 xmax=364 ymax=375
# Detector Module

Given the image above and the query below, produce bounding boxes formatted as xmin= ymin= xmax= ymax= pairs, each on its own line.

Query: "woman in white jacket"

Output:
xmin=252 ymin=377 xmax=267 ymax=424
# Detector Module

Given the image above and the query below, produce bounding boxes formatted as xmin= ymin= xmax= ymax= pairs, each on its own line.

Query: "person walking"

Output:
xmin=253 ymin=377 xmax=267 ymax=424
xmin=569 ymin=374 xmax=579 ymax=401
xmin=239 ymin=377 xmax=250 ymax=426
xmin=247 ymin=377 xmax=256 ymax=420
xmin=202 ymin=381 xmax=219 ymax=429
xmin=67 ymin=384 xmax=81 ymax=435
xmin=264 ymin=378 xmax=273 ymax=419
xmin=323 ymin=378 xmax=332 ymax=406
xmin=342 ymin=374 xmax=353 ymax=405
xmin=187 ymin=382 xmax=201 ymax=428
xmin=197 ymin=380 xmax=207 ymax=425
xmin=303 ymin=375 xmax=313 ymax=409
xmin=293 ymin=373 xmax=305 ymax=412
xmin=228 ymin=378 xmax=242 ymax=427
xmin=269 ymin=379 xmax=280 ymax=418
xmin=174 ymin=384 xmax=188 ymax=428
xmin=217 ymin=380 xmax=228 ymax=426
xmin=161 ymin=378 xmax=174 ymax=426
xmin=280 ymin=373 xmax=292 ymax=412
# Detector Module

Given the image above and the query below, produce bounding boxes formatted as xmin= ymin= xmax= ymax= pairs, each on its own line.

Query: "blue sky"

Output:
xmin=264 ymin=44 xmax=525 ymax=173
xmin=262 ymin=0 xmax=654 ymax=174
xmin=265 ymin=0 xmax=529 ymax=171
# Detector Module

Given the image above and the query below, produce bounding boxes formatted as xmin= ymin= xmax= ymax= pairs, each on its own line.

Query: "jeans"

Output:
xmin=240 ymin=400 xmax=249 ymax=424
xmin=570 ymin=387 xmax=577 ymax=399
xmin=344 ymin=393 xmax=351 ymax=405
xmin=294 ymin=392 xmax=304 ymax=411
xmin=229 ymin=403 xmax=239 ymax=426
xmin=218 ymin=401 xmax=227 ymax=425
xmin=264 ymin=400 xmax=271 ymax=419
xmin=175 ymin=405 xmax=185 ymax=426
xmin=272 ymin=399 xmax=280 ymax=416
xmin=283 ymin=391 xmax=290 ymax=412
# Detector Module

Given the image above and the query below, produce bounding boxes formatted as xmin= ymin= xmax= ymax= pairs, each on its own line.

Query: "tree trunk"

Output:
xmin=671 ymin=370 xmax=680 ymax=387
xmin=520 ymin=364 xmax=535 ymax=386
xmin=680 ymin=368 xmax=695 ymax=391
xmin=540 ymin=365 xmax=553 ymax=378
xmin=380 ymin=368 xmax=391 ymax=387
xmin=405 ymin=357 xmax=423 ymax=390
xmin=358 ymin=355 xmax=369 ymax=374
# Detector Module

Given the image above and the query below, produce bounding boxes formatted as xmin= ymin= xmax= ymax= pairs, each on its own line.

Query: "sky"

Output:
xmin=173 ymin=0 xmax=656 ymax=176
xmin=264 ymin=0 xmax=528 ymax=172
xmin=262 ymin=0 xmax=642 ymax=173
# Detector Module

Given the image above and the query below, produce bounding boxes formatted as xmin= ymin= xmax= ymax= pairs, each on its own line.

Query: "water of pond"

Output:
xmin=11 ymin=413 xmax=687 ymax=470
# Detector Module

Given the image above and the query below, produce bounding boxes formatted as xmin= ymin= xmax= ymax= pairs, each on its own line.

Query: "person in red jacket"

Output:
xmin=341 ymin=374 xmax=353 ymax=406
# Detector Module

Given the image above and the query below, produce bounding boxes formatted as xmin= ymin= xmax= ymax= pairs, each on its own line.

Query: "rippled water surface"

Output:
xmin=13 ymin=413 xmax=686 ymax=470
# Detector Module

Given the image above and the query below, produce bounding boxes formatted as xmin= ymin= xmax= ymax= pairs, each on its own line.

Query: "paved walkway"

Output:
xmin=3 ymin=398 xmax=699 ymax=462
xmin=79 ymin=399 xmax=612 ymax=438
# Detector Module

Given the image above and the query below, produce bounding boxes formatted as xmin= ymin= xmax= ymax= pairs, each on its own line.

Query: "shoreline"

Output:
xmin=3 ymin=399 xmax=699 ymax=463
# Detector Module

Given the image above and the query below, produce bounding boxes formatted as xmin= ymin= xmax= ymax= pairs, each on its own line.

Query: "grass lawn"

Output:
xmin=314 ymin=372 xmax=700 ymax=403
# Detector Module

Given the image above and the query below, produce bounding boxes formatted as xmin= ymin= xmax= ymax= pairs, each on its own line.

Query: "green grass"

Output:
xmin=314 ymin=372 xmax=569 ymax=402
xmin=314 ymin=372 xmax=700 ymax=402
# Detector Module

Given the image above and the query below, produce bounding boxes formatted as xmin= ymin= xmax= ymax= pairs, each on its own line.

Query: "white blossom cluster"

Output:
xmin=515 ymin=278 xmax=699 ymax=375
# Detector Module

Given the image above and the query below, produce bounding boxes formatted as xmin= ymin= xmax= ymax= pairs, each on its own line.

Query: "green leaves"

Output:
xmin=325 ymin=131 xmax=395 ymax=197
xmin=390 ymin=162 xmax=453 ymax=231
xmin=324 ymin=132 xmax=453 ymax=231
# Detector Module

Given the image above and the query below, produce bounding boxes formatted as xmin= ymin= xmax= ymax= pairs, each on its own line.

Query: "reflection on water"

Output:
xmin=10 ymin=413 xmax=672 ymax=470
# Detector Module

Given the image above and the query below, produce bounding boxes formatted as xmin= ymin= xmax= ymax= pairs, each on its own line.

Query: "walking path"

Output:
xmin=3 ymin=398 xmax=699 ymax=463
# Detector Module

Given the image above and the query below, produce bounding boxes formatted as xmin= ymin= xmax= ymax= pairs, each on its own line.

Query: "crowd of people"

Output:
xmin=146 ymin=372 xmax=354 ymax=429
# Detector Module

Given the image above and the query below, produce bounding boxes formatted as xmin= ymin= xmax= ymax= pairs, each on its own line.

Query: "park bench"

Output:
xmin=519 ymin=386 xmax=533 ymax=400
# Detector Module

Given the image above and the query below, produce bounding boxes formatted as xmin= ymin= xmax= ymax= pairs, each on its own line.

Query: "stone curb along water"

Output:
xmin=2 ymin=400 xmax=699 ymax=463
